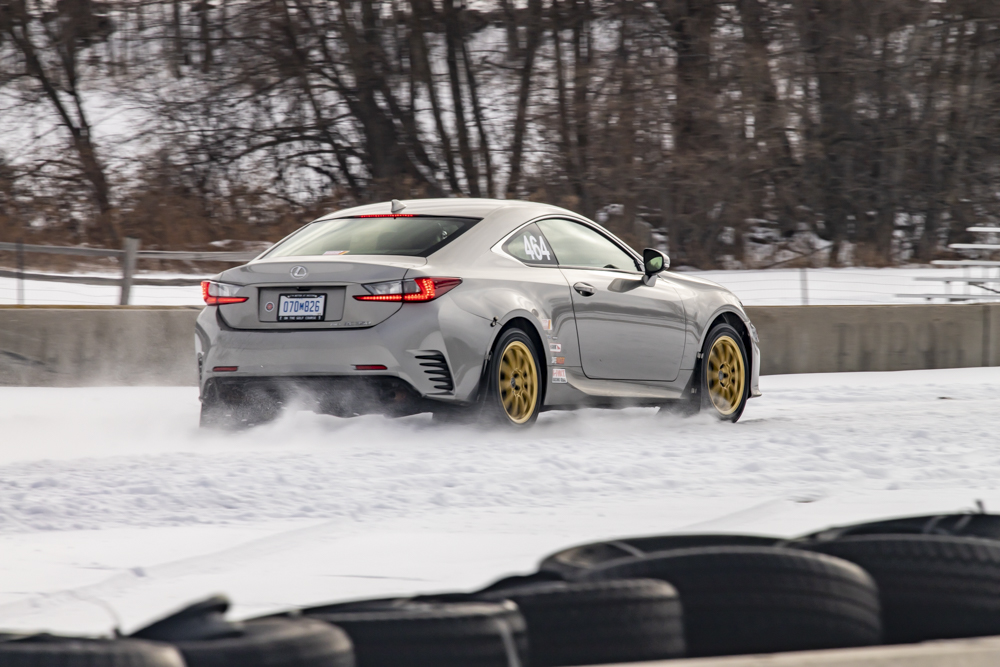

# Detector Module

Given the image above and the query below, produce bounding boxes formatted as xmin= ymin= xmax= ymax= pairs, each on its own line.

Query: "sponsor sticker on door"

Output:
xmin=549 ymin=343 xmax=562 ymax=353
xmin=552 ymin=368 xmax=567 ymax=383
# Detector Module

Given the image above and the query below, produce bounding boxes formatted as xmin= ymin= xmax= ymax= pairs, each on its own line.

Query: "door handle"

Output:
xmin=574 ymin=282 xmax=596 ymax=297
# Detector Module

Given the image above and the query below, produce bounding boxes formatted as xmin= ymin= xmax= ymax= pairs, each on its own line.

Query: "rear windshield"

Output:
xmin=264 ymin=216 xmax=480 ymax=258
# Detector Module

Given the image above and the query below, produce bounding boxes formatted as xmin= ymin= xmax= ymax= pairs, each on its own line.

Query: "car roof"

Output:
xmin=318 ymin=198 xmax=504 ymax=220
xmin=316 ymin=198 xmax=560 ymax=221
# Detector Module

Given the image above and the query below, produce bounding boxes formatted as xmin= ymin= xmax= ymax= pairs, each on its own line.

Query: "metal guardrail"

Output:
xmin=0 ymin=242 xmax=259 ymax=262
xmin=949 ymin=243 xmax=1000 ymax=250
xmin=903 ymin=228 xmax=1000 ymax=301
xmin=0 ymin=238 xmax=260 ymax=305
xmin=931 ymin=260 xmax=1000 ymax=267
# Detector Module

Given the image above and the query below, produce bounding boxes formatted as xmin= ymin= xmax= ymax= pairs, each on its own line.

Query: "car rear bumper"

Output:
xmin=195 ymin=298 xmax=494 ymax=404
xmin=201 ymin=374 xmax=432 ymax=418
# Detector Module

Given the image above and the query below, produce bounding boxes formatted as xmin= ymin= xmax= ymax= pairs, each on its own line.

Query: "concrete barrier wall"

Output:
xmin=1 ymin=304 xmax=997 ymax=386
xmin=746 ymin=304 xmax=1000 ymax=375
xmin=593 ymin=635 xmax=1000 ymax=667
xmin=0 ymin=306 xmax=200 ymax=387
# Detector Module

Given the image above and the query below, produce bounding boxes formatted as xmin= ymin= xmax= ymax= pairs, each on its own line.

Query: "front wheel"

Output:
xmin=701 ymin=323 xmax=750 ymax=422
xmin=484 ymin=328 xmax=542 ymax=427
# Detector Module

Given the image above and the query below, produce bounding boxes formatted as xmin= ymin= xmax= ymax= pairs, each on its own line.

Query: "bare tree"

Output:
xmin=1 ymin=0 xmax=118 ymax=243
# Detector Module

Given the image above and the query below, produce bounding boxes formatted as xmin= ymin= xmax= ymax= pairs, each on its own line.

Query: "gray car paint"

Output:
xmin=196 ymin=198 xmax=762 ymax=409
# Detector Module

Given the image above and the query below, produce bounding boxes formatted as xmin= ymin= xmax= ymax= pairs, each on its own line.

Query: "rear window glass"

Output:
xmin=264 ymin=216 xmax=480 ymax=258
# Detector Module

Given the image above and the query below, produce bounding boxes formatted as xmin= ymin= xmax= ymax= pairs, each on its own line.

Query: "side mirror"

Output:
xmin=642 ymin=248 xmax=669 ymax=285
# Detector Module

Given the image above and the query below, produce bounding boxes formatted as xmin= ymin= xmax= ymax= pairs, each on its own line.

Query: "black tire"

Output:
xmin=539 ymin=534 xmax=780 ymax=579
xmin=798 ymin=512 xmax=1000 ymax=543
xmin=176 ymin=619 xmax=353 ymax=667
xmin=797 ymin=534 xmax=1000 ymax=643
xmin=478 ymin=579 xmax=685 ymax=666
xmin=700 ymin=322 xmax=750 ymax=422
xmin=133 ymin=595 xmax=354 ymax=667
xmin=306 ymin=600 xmax=528 ymax=667
xmin=483 ymin=327 xmax=543 ymax=428
xmin=579 ymin=546 xmax=882 ymax=657
xmin=0 ymin=636 xmax=184 ymax=667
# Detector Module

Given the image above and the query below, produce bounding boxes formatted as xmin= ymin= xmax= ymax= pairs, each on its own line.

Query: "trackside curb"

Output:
xmin=581 ymin=635 xmax=1000 ymax=666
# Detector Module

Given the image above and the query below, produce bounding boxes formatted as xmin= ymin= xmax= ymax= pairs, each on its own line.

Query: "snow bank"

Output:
xmin=0 ymin=367 xmax=997 ymax=635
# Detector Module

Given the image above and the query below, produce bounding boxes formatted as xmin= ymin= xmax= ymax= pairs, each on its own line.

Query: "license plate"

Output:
xmin=278 ymin=294 xmax=326 ymax=321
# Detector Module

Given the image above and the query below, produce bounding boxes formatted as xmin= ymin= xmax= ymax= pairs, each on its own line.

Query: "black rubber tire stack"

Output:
xmin=306 ymin=600 xmax=528 ymax=667
xmin=0 ymin=636 xmax=184 ymax=667
xmin=798 ymin=512 xmax=1000 ymax=542
xmin=578 ymin=546 xmax=882 ymax=657
xmin=132 ymin=594 xmax=355 ymax=667
xmin=798 ymin=534 xmax=1000 ymax=643
xmin=538 ymin=533 xmax=780 ymax=579
xmin=171 ymin=619 xmax=355 ymax=667
xmin=478 ymin=579 xmax=685 ymax=666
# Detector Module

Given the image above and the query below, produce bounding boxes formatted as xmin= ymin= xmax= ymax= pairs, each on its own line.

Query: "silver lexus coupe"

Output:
xmin=195 ymin=198 xmax=761 ymax=428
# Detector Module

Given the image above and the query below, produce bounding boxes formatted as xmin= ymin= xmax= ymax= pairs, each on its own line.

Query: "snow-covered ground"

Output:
xmin=2 ymin=265 xmax=1000 ymax=306
xmin=0 ymin=367 xmax=998 ymax=636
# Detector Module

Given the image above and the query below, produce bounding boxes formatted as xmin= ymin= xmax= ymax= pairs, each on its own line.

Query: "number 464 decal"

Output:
xmin=523 ymin=234 xmax=552 ymax=262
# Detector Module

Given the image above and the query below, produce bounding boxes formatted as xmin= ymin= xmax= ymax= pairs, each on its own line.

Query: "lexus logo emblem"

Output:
xmin=290 ymin=265 xmax=308 ymax=279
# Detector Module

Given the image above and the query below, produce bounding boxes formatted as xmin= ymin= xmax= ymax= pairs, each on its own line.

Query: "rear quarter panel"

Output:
xmin=421 ymin=249 xmax=577 ymax=405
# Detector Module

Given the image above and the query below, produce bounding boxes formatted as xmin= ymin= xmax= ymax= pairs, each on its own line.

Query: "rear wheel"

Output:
xmin=484 ymin=328 xmax=542 ymax=427
xmin=701 ymin=323 xmax=749 ymax=422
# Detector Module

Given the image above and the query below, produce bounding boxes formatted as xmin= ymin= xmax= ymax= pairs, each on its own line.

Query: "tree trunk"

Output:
xmin=5 ymin=18 xmax=118 ymax=244
xmin=660 ymin=0 xmax=719 ymax=265
xmin=411 ymin=0 xmax=461 ymax=193
xmin=736 ymin=0 xmax=795 ymax=230
xmin=571 ymin=0 xmax=593 ymax=215
xmin=461 ymin=36 xmax=495 ymax=198
xmin=796 ymin=0 xmax=858 ymax=265
xmin=171 ymin=0 xmax=184 ymax=77
xmin=506 ymin=0 xmax=544 ymax=197
xmin=443 ymin=0 xmax=479 ymax=196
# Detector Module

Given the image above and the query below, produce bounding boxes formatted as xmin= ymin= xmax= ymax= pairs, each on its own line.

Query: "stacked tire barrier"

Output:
xmin=7 ymin=512 xmax=1000 ymax=666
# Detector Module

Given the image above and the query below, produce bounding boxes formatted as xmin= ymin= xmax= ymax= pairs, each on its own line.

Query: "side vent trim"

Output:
xmin=414 ymin=351 xmax=454 ymax=393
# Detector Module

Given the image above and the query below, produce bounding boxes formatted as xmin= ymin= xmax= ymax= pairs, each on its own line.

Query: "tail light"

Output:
xmin=201 ymin=280 xmax=249 ymax=305
xmin=354 ymin=277 xmax=462 ymax=303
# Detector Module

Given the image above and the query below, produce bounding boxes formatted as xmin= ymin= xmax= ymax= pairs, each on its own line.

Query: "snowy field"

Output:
xmin=2 ymin=265 xmax=1000 ymax=306
xmin=0 ymin=366 xmax=999 ymax=636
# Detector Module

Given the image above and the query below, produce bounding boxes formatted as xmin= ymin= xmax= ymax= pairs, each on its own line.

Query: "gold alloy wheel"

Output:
xmin=498 ymin=340 xmax=539 ymax=424
xmin=706 ymin=335 xmax=746 ymax=416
